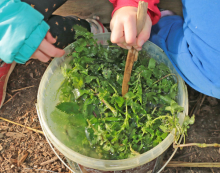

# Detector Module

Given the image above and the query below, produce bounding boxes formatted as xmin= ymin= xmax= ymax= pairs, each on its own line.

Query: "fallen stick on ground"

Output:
xmin=11 ymin=85 xmax=35 ymax=93
xmin=40 ymin=156 xmax=58 ymax=166
xmin=174 ymin=142 xmax=220 ymax=148
xmin=0 ymin=117 xmax=44 ymax=134
xmin=165 ymin=161 xmax=220 ymax=168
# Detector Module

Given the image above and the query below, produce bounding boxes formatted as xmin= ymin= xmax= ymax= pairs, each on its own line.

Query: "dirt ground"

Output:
xmin=0 ymin=59 xmax=220 ymax=173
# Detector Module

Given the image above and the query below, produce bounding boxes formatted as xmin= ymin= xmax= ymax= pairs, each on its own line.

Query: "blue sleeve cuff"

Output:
xmin=14 ymin=20 xmax=49 ymax=64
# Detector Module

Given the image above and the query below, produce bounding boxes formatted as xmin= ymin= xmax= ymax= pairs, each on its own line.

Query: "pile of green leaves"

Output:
xmin=54 ymin=25 xmax=194 ymax=160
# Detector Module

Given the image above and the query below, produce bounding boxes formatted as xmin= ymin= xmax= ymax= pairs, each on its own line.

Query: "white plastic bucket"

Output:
xmin=36 ymin=33 xmax=188 ymax=172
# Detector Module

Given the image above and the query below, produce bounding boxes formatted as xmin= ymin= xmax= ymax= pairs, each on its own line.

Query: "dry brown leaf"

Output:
xmin=5 ymin=132 xmax=26 ymax=138
xmin=17 ymin=150 xmax=29 ymax=167
xmin=0 ymin=144 xmax=3 ymax=151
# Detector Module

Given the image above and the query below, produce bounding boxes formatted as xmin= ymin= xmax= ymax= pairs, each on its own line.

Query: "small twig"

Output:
xmin=6 ymin=92 xmax=12 ymax=98
xmin=11 ymin=85 xmax=35 ymax=93
xmin=174 ymin=142 xmax=220 ymax=148
xmin=3 ymin=92 xmax=19 ymax=106
xmin=211 ymin=168 xmax=215 ymax=173
xmin=40 ymin=156 xmax=58 ymax=166
xmin=0 ymin=117 xmax=44 ymax=134
xmin=189 ymin=94 xmax=206 ymax=116
xmin=165 ymin=161 xmax=220 ymax=168
xmin=145 ymin=73 xmax=178 ymax=91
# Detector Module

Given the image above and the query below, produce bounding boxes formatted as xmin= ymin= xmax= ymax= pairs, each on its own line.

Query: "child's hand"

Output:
xmin=110 ymin=6 xmax=152 ymax=51
xmin=31 ymin=32 xmax=65 ymax=62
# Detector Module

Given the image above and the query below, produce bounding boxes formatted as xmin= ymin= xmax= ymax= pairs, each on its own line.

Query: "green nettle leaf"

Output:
xmin=159 ymin=125 xmax=168 ymax=132
xmin=124 ymin=92 xmax=136 ymax=100
xmin=53 ymin=25 xmax=193 ymax=160
xmin=148 ymin=58 xmax=156 ymax=69
xmin=183 ymin=115 xmax=195 ymax=127
xmin=72 ymin=52 xmax=78 ymax=58
xmin=153 ymin=68 xmax=160 ymax=78
xmin=169 ymin=83 xmax=178 ymax=99
xmin=159 ymin=95 xmax=173 ymax=104
xmin=102 ymin=68 xmax=112 ymax=79
xmin=56 ymin=102 xmax=79 ymax=115
xmin=75 ymin=44 xmax=84 ymax=52
xmin=71 ymin=74 xmax=84 ymax=89
xmin=115 ymin=96 xmax=125 ymax=107
xmin=72 ymin=89 xmax=88 ymax=100
xmin=141 ymin=69 xmax=152 ymax=80
xmin=85 ymin=76 xmax=97 ymax=84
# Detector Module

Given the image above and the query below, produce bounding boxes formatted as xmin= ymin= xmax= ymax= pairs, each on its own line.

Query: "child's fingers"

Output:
xmin=39 ymin=39 xmax=65 ymax=58
xmin=110 ymin=22 xmax=125 ymax=44
xmin=124 ymin=17 xmax=137 ymax=46
xmin=110 ymin=23 xmax=131 ymax=49
xmin=45 ymin=31 xmax=56 ymax=44
xmin=31 ymin=50 xmax=50 ymax=62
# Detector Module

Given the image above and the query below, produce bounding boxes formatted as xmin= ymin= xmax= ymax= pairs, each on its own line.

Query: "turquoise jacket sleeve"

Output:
xmin=0 ymin=0 xmax=50 ymax=64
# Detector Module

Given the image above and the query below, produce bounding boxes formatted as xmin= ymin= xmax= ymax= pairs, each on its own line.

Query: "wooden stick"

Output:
xmin=165 ymin=161 xmax=220 ymax=168
xmin=122 ymin=1 xmax=148 ymax=96
xmin=0 ymin=116 xmax=44 ymax=134
xmin=12 ymin=85 xmax=35 ymax=93
xmin=122 ymin=48 xmax=136 ymax=96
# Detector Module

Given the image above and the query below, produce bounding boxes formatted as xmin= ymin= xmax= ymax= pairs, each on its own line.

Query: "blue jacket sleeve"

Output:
xmin=0 ymin=0 xmax=50 ymax=64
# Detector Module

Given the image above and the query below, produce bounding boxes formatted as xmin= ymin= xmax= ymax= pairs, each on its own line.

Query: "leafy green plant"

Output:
xmin=52 ymin=25 xmax=194 ymax=160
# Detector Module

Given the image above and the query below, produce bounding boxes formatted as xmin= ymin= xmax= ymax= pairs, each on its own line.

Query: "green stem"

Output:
xmin=87 ymin=119 xmax=98 ymax=133
xmin=151 ymin=107 xmax=157 ymax=114
xmin=98 ymin=94 xmax=117 ymax=116
xmin=108 ymin=83 xmax=118 ymax=94
xmin=133 ymin=74 xmax=141 ymax=92
xmin=130 ymin=145 xmax=140 ymax=156
xmin=118 ymin=101 xmax=130 ymax=135
xmin=150 ymin=114 xmax=172 ymax=126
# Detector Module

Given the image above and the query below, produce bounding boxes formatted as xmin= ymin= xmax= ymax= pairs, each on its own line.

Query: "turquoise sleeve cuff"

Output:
xmin=14 ymin=21 xmax=49 ymax=64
